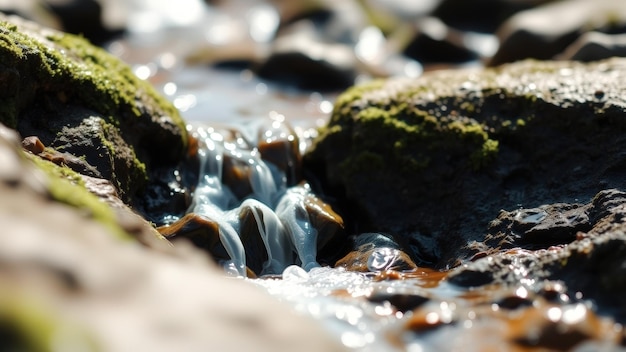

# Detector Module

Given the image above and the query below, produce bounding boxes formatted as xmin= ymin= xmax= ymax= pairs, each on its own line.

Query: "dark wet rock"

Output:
xmin=489 ymin=0 xmax=626 ymax=66
xmin=402 ymin=17 xmax=478 ymax=64
xmin=368 ymin=292 xmax=429 ymax=313
xmin=448 ymin=189 xmax=626 ymax=323
xmin=495 ymin=294 xmax=533 ymax=310
xmin=305 ymin=57 xmax=626 ymax=268
xmin=0 ymin=0 xmax=124 ymax=45
xmin=481 ymin=202 xmax=591 ymax=252
xmin=334 ymin=233 xmax=418 ymax=271
xmin=274 ymin=0 xmax=368 ymax=45
xmin=335 ymin=245 xmax=418 ymax=272
xmin=254 ymin=22 xmax=358 ymax=91
xmin=46 ymin=0 xmax=125 ymax=45
xmin=508 ymin=301 xmax=604 ymax=351
xmin=432 ymin=0 xmax=548 ymax=33
xmin=0 ymin=14 xmax=189 ymax=222
xmin=560 ymin=31 xmax=626 ymax=62
xmin=446 ymin=266 xmax=496 ymax=288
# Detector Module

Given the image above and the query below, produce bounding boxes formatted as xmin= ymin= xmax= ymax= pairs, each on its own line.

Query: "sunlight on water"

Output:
xmin=250 ymin=266 xmax=405 ymax=351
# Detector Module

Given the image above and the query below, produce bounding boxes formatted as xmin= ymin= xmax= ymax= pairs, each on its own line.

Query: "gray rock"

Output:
xmin=450 ymin=189 xmax=626 ymax=322
xmin=304 ymin=57 xmax=626 ymax=268
xmin=480 ymin=202 xmax=591 ymax=252
xmin=560 ymin=31 xmax=626 ymax=62
xmin=489 ymin=0 xmax=626 ymax=66
xmin=255 ymin=21 xmax=358 ymax=91
xmin=433 ymin=0 xmax=550 ymax=33
xmin=402 ymin=17 xmax=478 ymax=64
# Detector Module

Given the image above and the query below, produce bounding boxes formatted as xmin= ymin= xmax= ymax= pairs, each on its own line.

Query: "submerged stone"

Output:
xmin=304 ymin=57 xmax=626 ymax=268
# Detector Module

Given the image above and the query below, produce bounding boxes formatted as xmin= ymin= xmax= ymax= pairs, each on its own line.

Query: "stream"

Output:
xmin=98 ymin=1 xmax=626 ymax=351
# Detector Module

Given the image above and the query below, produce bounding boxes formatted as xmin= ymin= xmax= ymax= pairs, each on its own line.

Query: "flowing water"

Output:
xmin=104 ymin=1 xmax=626 ymax=350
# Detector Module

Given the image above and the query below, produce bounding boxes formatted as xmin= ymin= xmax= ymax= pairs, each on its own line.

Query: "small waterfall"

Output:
xmin=178 ymin=114 xmax=341 ymax=276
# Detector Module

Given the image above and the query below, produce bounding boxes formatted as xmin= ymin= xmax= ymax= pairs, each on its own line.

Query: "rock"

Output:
xmin=0 ymin=14 xmax=189 ymax=223
xmin=559 ymin=31 xmax=626 ymax=62
xmin=367 ymin=292 xmax=429 ymax=313
xmin=489 ymin=0 xmax=626 ymax=66
xmin=335 ymin=232 xmax=418 ymax=271
xmin=0 ymin=0 xmax=125 ymax=45
xmin=274 ymin=0 xmax=368 ymax=45
xmin=0 ymin=122 xmax=347 ymax=351
xmin=304 ymin=57 xmax=626 ymax=268
xmin=0 ymin=0 xmax=63 ymax=31
xmin=480 ymin=202 xmax=591 ymax=252
xmin=449 ymin=188 xmax=626 ymax=322
xmin=46 ymin=0 xmax=125 ymax=45
xmin=432 ymin=0 xmax=547 ymax=33
xmin=402 ymin=17 xmax=478 ymax=65
xmin=254 ymin=21 xmax=358 ymax=91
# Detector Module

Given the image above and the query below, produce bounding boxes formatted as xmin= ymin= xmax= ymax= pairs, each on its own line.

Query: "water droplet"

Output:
xmin=283 ymin=265 xmax=309 ymax=281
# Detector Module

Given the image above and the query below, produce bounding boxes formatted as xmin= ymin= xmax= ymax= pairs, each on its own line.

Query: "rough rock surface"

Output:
xmin=489 ymin=0 xmax=626 ymax=66
xmin=304 ymin=57 xmax=626 ymax=268
xmin=0 ymin=14 xmax=189 ymax=223
xmin=559 ymin=31 xmax=626 ymax=62
xmin=0 ymin=121 xmax=347 ymax=351
xmin=449 ymin=189 xmax=626 ymax=323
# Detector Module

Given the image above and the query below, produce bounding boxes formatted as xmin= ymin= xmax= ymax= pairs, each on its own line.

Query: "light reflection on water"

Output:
xmin=107 ymin=2 xmax=626 ymax=351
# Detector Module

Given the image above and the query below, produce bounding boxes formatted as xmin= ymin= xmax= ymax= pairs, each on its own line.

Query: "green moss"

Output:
xmin=470 ymin=138 xmax=499 ymax=170
xmin=24 ymin=152 xmax=132 ymax=241
xmin=339 ymin=151 xmax=384 ymax=175
xmin=99 ymin=119 xmax=148 ymax=186
xmin=0 ymin=292 xmax=99 ymax=352
xmin=0 ymin=18 xmax=187 ymax=146
xmin=331 ymin=79 xmax=386 ymax=117
xmin=320 ymin=94 xmax=499 ymax=179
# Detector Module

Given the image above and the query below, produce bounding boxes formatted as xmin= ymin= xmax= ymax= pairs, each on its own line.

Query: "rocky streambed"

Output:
xmin=3 ymin=1 xmax=626 ymax=351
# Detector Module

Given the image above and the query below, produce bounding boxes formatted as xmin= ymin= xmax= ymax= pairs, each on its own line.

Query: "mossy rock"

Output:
xmin=304 ymin=58 xmax=626 ymax=268
xmin=0 ymin=14 xmax=188 ymax=219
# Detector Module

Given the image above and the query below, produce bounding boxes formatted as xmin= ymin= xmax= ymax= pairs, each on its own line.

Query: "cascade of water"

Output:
xmin=275 ymin=187 xmax=321 ymax=271
xmin=186 ymin=116 xmax=325 ymax=276
xmin=190 ymin=127 xmax=246 ymax=276
xmin=241 ymin=199 xmax=294 ymax=274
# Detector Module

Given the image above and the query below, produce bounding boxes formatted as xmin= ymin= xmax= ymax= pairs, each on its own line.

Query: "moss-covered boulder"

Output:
xmin=0 ymin=14 xmax=188 ymax=221
xmin=304 ymin=57 xmax=626 ymax=268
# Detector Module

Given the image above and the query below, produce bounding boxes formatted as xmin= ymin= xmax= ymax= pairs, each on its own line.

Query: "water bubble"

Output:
xmin=282 ymin=265 xmax=309 ymax=281
xmin=367 ymin=247 xmax=401 ymax=271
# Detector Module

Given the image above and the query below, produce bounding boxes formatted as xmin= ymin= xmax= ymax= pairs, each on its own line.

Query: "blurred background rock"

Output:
xmin=5 ymin=0 xmax=624 ymax=93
